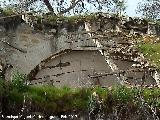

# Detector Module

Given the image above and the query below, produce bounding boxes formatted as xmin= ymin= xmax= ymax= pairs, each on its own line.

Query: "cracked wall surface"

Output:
xmin=0 ymin=13 xmax=160 ymax=87
xmin=31 ymin=50 xmax=119 ymax=87
xmin=0 ymin=23 xmax=53 ymax=80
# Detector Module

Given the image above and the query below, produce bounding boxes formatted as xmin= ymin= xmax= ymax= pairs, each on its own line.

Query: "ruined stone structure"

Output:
xmin=30 ymin=50 xmax=119 ymax=87
xmin=0 ymin=12 xmax=160 ymax=87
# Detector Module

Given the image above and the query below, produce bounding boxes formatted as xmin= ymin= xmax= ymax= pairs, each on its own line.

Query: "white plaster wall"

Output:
xmin=32 ymin=50 xmax=119 ymax=87
xmin=56 ymin=27 xmax=96 ymax=51
xmin=7 ymin=23 xmax=53 ymax=76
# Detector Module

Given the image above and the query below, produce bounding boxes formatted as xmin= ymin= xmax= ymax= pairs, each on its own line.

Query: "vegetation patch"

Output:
xmin=0 ymin=8 xmax=16 ymax=16
xmin=0 ymin=73 xmax=160 ymax=116
xmin=30 ymin=13 xmax=97 ymax=31
xmin=138 ymin=42 xmax=160 ymax=68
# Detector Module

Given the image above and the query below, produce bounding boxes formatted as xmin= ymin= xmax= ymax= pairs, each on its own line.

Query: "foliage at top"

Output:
xmin=137 ymin=0 xmax=160 ymax=20
xmin=1 ymin=0 xmax=127 ymax=16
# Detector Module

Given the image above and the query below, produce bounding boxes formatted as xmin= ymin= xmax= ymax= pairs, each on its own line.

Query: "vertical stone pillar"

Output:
xmin=153 ymin=70 xmax=160 ymax=87
xmin=147 ymin=22 xmax=156 ymax=35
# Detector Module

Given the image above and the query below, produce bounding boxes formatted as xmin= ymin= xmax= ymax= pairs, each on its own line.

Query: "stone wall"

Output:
xmin=31 ymin=50 xmax=119 ymax=87
xmin=0 ymin=16 xmax=97 ymax=80
xmin=0 ymin=23 xmax=53 ymax=80
xmin=86 ymin=13 xmax=160 ymax=36
xmin=0 ymin=13 xmax=159 ymax=87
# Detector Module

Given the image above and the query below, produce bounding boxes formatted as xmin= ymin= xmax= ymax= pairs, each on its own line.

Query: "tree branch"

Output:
xmin=23 ymin=0 xmax=55 ymax=14
xmin=59 ymin=0 xmax=82 ymax=15
xmin=43 ymin=0 xmax=54 ymax=13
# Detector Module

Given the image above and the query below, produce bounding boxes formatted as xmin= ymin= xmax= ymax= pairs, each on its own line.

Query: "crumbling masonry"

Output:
xmin=0 ymin=12 xmax=160 ymax=87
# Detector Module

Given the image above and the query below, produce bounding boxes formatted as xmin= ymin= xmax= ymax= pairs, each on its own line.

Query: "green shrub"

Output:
xmin=0 ymin=80 xmax=5 ymax=96
xmin=8 ymin=88 xmax=24 ymax=104
xmin=93 ymin=86 xmax=108 ymax=99
xmin=143 ymin=88 xmax=160 ymax=107
xmin=12 ymin=71 xmax=28 ymax=92
xmin=1 ymin=79 xmax=160 ymax=113
xmin=2 ymin=8 xmax=15 ymax=16
xmin=111 ymin=86 xmax=138 ymax=103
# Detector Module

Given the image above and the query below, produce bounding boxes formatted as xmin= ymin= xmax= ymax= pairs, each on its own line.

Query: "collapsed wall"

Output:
xmin=0 ymin=12 xmax=160 ymax=87
xmin=30 ymin=50 xmax=119 ymax=87
xmin=84 ymin=14 xmax=158 ymax=87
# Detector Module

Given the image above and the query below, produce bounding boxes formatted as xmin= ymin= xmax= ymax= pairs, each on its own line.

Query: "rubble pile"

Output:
xmin=85 ymin=13 xmax=160 ymax=87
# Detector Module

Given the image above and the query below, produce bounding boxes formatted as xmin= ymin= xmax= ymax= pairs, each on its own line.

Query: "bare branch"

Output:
xmin=59 ymin=0 xmax=82 ymax=15
xmin=43 ymin=0 xmax=54 ymax=13
xmin=21 ymin=0 xmax=55 ymax=13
